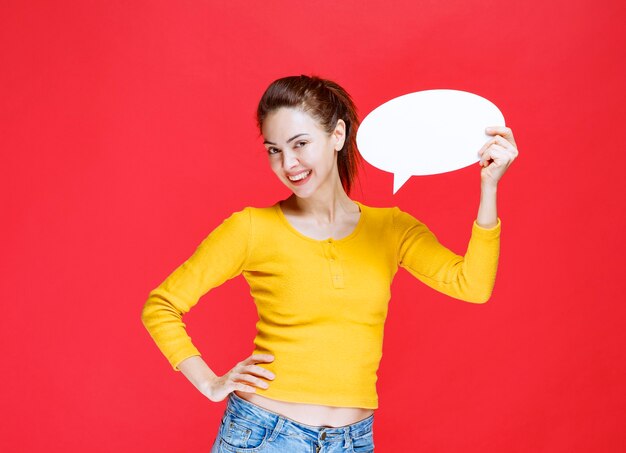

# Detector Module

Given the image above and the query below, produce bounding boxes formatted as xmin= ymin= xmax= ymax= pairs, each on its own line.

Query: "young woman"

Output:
xmin=141 ymin=75 xmax=518 ymax=452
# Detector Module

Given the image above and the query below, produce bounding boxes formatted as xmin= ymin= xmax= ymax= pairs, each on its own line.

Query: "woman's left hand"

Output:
xmin=478 ymin=126 xmax=519 ymax=187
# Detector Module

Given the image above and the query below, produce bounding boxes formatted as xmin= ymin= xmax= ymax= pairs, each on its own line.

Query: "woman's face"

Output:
xmin=261 ymin=107 xmax=346 ymax=199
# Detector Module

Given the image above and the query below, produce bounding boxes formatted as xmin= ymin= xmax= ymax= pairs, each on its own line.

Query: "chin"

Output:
xmin=289 ymin=187 xmax=316 ymax=199
xmin=282 ymin=179 xmax=318 ymax=198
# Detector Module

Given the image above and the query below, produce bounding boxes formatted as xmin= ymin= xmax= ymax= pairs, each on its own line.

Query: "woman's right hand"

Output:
xmin=203 ymin=353 xmax=276 ymax=402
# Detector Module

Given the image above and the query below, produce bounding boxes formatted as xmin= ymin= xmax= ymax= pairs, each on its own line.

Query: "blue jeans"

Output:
xmin=210 ymin=392 xmax=375 ymax=452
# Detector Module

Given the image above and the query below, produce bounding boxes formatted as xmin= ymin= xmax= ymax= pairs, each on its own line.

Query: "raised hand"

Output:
xmin=478 ymin=126 xmax=519 ymax=186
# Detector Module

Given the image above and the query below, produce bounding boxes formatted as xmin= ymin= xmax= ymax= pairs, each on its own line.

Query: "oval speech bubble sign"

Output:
xmin=356 ymin=89 xmax=505 ymax=193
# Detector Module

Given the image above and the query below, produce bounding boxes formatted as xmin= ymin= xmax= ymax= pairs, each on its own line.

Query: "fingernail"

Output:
xmin=485 ymin=127 xmax=492 ymax=132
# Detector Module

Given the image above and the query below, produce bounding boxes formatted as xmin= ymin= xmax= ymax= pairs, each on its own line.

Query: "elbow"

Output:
xmin=457 ymin=285 xmax=493 ymax=304
xmin=141 ymin=289 xmax=185 ymax=327
xmin=467 ymin=289 xmax=493 ymax=304
xmin=140 ymin=299 xmax=153 ymax=328
xmin=450 ymin=290 xmax=492 ymax=304
xmin=471 ymin=295 xmax=491 ymax=304
xmin=140 ymin=303 xmax=149 ymax=324
xmin=458 ymin=274 xmax=496 ymax=304
xmin=141 ymin=291 xmax=163 ymax=328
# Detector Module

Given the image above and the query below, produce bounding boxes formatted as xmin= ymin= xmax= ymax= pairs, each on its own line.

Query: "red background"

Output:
xmin=2 ymin=1 xmax=625 ymax=451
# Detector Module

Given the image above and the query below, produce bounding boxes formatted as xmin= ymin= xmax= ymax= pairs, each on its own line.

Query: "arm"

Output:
xmin=394 ymin=208 xmax=501 ymax=304
xmin=141 ymin=208 xmax=277 ymax=401
xmin=476 ymin=182 xmax=498 ymax=229
xmin=396 ymin=125 xmax=518 ymax=303
xmin=141 ymin=208 xmax=251 ymax=371
xmin=177 ymin=355 xmax=219 ymax=395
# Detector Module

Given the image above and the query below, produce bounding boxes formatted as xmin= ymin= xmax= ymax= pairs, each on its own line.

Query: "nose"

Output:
xmin=282 ymin=148 xmax=299 ymax=170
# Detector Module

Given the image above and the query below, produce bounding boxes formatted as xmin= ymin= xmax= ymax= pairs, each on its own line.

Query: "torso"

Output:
xmin=239 ymin=198 xmax=373 ymax=427
xmin=234 ymin=391 xmax=375 ymax=427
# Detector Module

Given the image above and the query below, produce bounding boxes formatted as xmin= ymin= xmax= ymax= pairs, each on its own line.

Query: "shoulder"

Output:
xmin=240 ymin=203 xmax=280 ymax=223
xmin=362 ymin=204 xmax=433 ymax=244
xmin=356 ymin=202 xmax=428 ymax=243
xmin=221 ymin=203 xmax=275 ymax=218
xmin=218 ymin=203 xmax=282 ymax=232
xmin=356 ymin=201 xmax=397 ymax=218
xmin=357 ymin=201 xmax=420 ymax=224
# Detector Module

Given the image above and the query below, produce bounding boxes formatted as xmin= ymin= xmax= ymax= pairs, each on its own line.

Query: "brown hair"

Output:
xmin=256 ymin=75 xmax=362 ymax=195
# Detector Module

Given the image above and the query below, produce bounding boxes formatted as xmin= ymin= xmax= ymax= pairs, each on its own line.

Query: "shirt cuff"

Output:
xmin=171 ymin=349 xmax=202 ymax=371
xmin=472 ymin=217 xmax=501 ymax=236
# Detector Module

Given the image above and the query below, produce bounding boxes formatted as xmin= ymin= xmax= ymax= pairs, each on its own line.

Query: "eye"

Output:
xmin=266 ymin=147 xmax=280 ymax=155
xmin=295 ymin=141 xmax=307 ymax=148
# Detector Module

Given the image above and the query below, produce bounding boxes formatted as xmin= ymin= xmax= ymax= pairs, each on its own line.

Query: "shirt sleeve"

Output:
xmin=141 ymin=208 xmax=251 ymax=371
xmin=393 ymin=207 xmax=501 ymax=303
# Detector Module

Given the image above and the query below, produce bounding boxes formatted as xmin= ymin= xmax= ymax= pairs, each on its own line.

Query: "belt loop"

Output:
xmin=343 ymin=427 xmax=352 ymax=450
xmin=268 ymin=416 xmax=285 ymax=442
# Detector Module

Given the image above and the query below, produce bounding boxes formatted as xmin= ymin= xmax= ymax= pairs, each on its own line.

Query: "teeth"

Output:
xmin=288 ymin=170 xmax=311 ymax=181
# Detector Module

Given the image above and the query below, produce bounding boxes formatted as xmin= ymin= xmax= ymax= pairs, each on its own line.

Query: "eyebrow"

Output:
xmin=263 ymin=133 xmax=309 ymax=146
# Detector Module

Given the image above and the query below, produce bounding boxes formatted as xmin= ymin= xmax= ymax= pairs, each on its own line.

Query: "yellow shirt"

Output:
xmin=141 ymin=201 xmax=501 ymax=409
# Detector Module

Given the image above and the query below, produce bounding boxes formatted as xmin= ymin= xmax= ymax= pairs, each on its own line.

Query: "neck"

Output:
xmin=285 ymin=181 xmax=357 ymax=223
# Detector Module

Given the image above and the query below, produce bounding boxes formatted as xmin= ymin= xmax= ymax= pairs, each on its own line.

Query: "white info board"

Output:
xmin=356 ymin=89 xmax=505 ymax=193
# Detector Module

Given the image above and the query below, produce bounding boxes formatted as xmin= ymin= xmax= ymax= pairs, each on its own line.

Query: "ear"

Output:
xmin=332 ymin=119 xmax=347 ymax=151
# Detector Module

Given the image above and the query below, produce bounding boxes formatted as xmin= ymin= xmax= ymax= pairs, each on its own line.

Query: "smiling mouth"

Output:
xmin=288 ymin=170 xmax=311 ymax=181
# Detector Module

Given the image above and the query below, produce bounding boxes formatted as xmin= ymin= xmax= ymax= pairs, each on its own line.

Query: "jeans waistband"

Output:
xmin=226 ymin=392 xmax=374 ymax=442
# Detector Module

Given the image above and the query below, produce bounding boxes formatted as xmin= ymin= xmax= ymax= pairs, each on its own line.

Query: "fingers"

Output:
xmin=233 ymin=382 xmax=257 ymax=393
xmin=206 ymin=355 xmax=277 ymax=401
xmin=231 ymin=372 xmax=271 ymax=390
xmin=478 ymin=136 xmax=506 ymax=163
xmin=244 ymin=364 xmax=276 ymax=380
xmin=244 ymin=353 xmax=274 ymax=364
xmin=479 ymin=132 xmax=513 ymax=154
xmin=485 ymin=125 xmax=516 ymax=145
xmin=230 ymin=353 xmax=276 ymax=393
xmin=492 ymin=134 xmax=517 ymax=153
xmin=492 ymin=135 xmax=519 ymax=163
xmin=479 ymin=143 xmax=507 ymax=167
xmin=478 ymin=132 xmax=519 ymax=167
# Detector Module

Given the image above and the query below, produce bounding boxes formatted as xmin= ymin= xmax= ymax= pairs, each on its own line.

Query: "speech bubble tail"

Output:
xmin=393 ymin=173 xmax=411 ymax=194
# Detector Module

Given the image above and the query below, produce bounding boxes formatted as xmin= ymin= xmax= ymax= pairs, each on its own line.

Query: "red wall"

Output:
xmin=2 ymin=1 xmax=625 ymax=451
